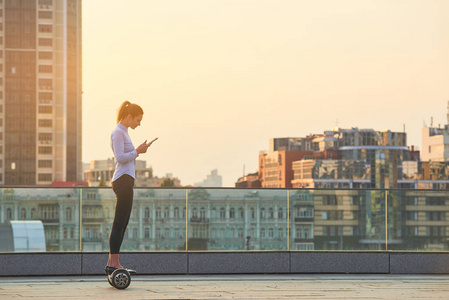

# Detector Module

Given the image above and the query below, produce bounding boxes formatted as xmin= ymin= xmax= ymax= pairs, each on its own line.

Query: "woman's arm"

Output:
xmin=111 ymin=131 xmax=138 ymax=164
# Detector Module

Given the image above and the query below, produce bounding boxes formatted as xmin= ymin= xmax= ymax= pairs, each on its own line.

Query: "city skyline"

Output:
xmin=82 ymin=0 xmax=449 ymax=187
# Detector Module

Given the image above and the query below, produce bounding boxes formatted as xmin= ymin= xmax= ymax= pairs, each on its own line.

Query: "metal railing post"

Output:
xmin=79 ymin=187 xmax=83 ymax=252
xmin=287 ymin=190 xmax=290 ymax=251
xmin=385 ymin=190 xmax=388 ymax=251
xmin=185 ymin=189 xmax=188 ymax=251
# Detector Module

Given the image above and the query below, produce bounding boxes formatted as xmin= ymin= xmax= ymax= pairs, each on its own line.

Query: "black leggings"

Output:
xmin=109 ymin=174 xmax=134 ymax=254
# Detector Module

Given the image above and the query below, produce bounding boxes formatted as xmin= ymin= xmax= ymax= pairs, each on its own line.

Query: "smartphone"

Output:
xmin=148 ymin=137 xmax=158 ymax=144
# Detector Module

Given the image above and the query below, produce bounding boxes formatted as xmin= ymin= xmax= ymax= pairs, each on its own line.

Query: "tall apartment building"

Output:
xmin=421 ymin=102 xmax=449 ymax=162
xmin=0 ymin=0 xmax=82 ymax=185
xmin=422 ymin=125 xmax=449 ymax=162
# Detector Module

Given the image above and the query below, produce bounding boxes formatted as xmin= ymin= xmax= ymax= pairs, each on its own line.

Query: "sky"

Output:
xmin=82 ymin=0 xmax=449 ymax=187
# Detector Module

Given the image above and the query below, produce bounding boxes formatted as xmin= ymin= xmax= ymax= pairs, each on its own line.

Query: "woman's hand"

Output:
xmin=136 ymin=140 xmax=150 ymax=154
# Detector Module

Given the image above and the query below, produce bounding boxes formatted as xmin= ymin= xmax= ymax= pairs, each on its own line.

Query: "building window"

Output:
xmin=38 ymin=119 xmax=52 ymax=127
xmin=39 ymin=52 xmax=53 ymax=60
xmin=39 ymin=92 xmax=53 ymax=103
xmin=21 ymin=208 xmax=26 ymax=220
xmin=38 ymin=11 xmax=52 ymax=19
xmin=38 ymin=24 xmax=53 ymax=33
xmin=39 ymin=79 xmax=53 ymax=90
xmin=39 ymin=0 xmax=53 ymax=5
xmin=6 ymin=208 xmax=12 ymax=221
xmin=164 ymin=207 xmax=169 ymax=218
xmin=323 ymin=195 xmax=337 ymax=205
xmin=38 ymin=160 xmax=52 ymax=168
xmin=38 ymin=146 xmax=52 ymax=155
xmin=260 ymin=228 xmax=265 ymax=238
xmin=38 ymin=132 xmax=52 ymax=142
xmin=38 ymin=106 xmax=52 ymax=114
xmin=200 ymin=207 xmax=206 ymax=219
xmin=144 ymin=228 xmax=150 ymax=239
xmin=38 ymin=38 xmax=52 ymax=47
xmin=406 ymin=197 xmax=418 ymax=206
xmin=230 ymin=208 xmax=235 ymax=219
xmin=426 ymin=197 xmax=445 ymax=206
xmin=39 ymin=65 xmax=52 ymax=73
xmin=38 ymin=173 xmax=52 ymax=181
xmin=66 ymin=207 xmax=72 ymax=221
xmin=174 ymin=207 xmax=179 ymax=219
xmin=220 ymin=208 xmax=225 ymax=219
xmin=144 ymin=207 xmax=150 ymax=219
xmin=31 ymin=208 xmax=36 ymax=219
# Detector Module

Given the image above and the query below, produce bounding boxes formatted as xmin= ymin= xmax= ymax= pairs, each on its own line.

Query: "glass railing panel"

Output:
xmin=187 ymin=189 xmax=288 ymax=251
xmin=289 ymin=189 xmax=387 ymax=251
xmin=81 ymin=188 xmax=186 ymax=252
xmin=0 ymin=187 xmax=81 ymax=252
xmin=388 ymin=189 xmax=449 ymax=251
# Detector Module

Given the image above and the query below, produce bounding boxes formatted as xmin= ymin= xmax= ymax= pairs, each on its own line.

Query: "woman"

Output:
xmin=105 ymin=101 xmax=155 ymax=274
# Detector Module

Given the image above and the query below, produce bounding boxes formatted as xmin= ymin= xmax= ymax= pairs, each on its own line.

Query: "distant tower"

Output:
xmin=447 ymin=101 xmax=449 ymax=125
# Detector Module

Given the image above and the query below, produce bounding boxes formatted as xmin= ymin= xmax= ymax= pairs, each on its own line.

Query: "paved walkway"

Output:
xmin=1 ymin=274 xmax=449 ymax=299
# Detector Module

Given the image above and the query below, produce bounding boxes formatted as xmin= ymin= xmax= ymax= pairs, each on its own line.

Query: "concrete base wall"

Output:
xmin=1 ymin=252 xmax=449 ymax=276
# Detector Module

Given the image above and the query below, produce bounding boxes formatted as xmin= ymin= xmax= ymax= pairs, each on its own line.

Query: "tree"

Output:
xmin=98 ymin=179 xmax=107 ymax=187
xmin=160 ymin=178 xmax=175 ymax=187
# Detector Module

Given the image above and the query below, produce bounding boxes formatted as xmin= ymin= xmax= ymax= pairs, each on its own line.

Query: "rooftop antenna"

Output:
xmin=431 ymin=117 xmax=434 ymax=127
xmin=403 ymin=124 xmax=405 ymax=133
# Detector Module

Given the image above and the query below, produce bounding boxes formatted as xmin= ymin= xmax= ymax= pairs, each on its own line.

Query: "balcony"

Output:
xmin=294 ymin=217 xmax=314 ymax=222
xmin=190 ymin=217 xmax=210 ymax=223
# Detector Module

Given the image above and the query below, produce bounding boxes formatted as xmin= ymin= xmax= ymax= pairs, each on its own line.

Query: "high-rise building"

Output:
xmin=421 ymin=101 xmax=449 ymax=162
xmin=0 ymin=0 xmax=82 ymax=185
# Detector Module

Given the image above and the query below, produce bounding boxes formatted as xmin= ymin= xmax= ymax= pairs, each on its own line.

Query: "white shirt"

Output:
xmin=111 ymin=123 xmax=139 ymax=181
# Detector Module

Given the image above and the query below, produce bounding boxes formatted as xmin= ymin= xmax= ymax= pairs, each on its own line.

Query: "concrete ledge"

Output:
xmin=0 ymin=253 xmax=82 ymax=276
xmin=82 ymin=252 xmax=188 ymax=275
xmin=188 ymin=252 xmax=290 ymax=274
xmin=291 ymin=252 xmax=390 ymax=274
xmin=2 ymin=252 xmax=449 ymax=276
xmin=390 ymin=253 xmax=449 ymax=274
